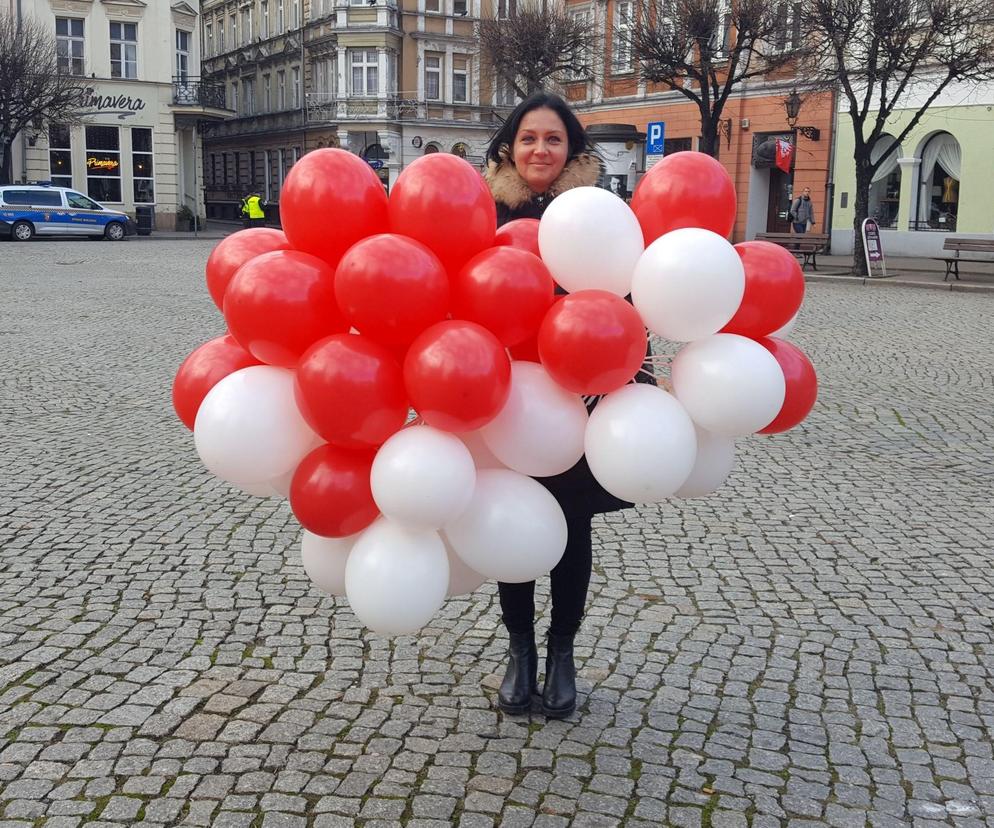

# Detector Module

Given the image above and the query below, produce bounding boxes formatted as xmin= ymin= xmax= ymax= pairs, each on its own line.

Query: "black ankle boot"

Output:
xmin=497 ymin=629 xmax=538 ymax=714
xmin=542 ymin=633 xmax=576 ymax=718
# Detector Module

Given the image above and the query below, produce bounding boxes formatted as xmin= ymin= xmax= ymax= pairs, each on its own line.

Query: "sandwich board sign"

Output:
xmin=861 ymin=218 xmax=887 ymax=278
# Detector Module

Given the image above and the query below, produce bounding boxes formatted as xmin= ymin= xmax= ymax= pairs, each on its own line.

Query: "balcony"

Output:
xmin=305 ymin=93 xmax=509 ymax=125
xmin=172 ymin=77 xmax=231 ymax=119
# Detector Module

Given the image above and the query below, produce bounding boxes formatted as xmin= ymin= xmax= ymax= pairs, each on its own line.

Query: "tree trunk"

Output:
xmin=851 ymin=158 xmax=873 ymax=277
xmin=698 ymin=119 xmax=719 ymax=158
xmin=0 ymin=138 xmax=13 ymax=186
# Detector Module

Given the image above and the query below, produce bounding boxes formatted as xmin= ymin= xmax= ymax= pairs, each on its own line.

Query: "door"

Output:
xmin=767 ymin=168 xmax=793 ymax=233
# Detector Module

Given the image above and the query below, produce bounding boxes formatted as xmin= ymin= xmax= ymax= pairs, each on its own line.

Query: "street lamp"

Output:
xmin=783 ymin=89 xmax=821 ymax=141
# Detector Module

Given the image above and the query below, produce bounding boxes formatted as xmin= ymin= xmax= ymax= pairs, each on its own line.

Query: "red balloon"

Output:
xmin=172 ymin=334 xmax=260 ymax=430
xmin=290 ymin=444 xmax=379 ymax=538
xmin=295 ymin=334 xmax=408 ymax=449
xmin=495 ymin=218 xmax=541 ymax=258
xmin=721 ymin=241 xmax=804 ymax=338
xmin=389 ymin=154 xmax=496 ymax=274
xmin=335 ymin=234 xmax=449 ymax=345
xmin=757 ymin=337 xmax=818 ymax=434
xmin=631 ymin=151 xmax=736 ymax=244
xmin=279 ymin=148 xmax=389 ymax=268
xmin=538 ymin=291 xmax=647 ymax=395
xmin=404 ymin=321 xmax=511 ymax=432
xmin=205 ymin=228 xmax=290 ymax=311
xmin=451 ymin=247 xmax=555 ymax=347
xmin=223 ymin=250 xmax=347 ymax=367
xmin=508 ymin=336 xmax=541 ymax=363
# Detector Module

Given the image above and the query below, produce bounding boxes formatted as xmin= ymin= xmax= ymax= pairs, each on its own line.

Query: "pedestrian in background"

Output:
xmin=790 ymin=186 xmax=816 ymax=233
xmin=483 ymin=91 xmax=652 ymax=719
xmin=240 ymin=191 xmax=267 ymax=228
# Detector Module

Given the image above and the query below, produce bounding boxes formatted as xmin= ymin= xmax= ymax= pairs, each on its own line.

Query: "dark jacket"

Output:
xmin=484 ymin=148 xmax=653 ymax=516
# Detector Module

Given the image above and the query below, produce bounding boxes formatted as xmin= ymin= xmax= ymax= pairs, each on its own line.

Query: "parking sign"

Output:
xmin=647 ymin=121 xmax=665 ymax=155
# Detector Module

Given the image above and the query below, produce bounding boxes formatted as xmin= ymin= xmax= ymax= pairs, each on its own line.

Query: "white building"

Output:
xmin=11 ymin=0 xmax=231 ymax=230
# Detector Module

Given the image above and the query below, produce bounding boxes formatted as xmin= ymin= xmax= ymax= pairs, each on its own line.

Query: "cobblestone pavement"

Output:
xmin=1 ymin=238 xmax=993 ymax=828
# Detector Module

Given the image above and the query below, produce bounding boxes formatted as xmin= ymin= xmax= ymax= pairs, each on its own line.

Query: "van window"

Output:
xmin=66 ymin=192 xmax=101 ymax=210
xmin=31 ymin=191 xmax=64 ymax=207
xmin=2 ymin=190 xmax=33 ymax=205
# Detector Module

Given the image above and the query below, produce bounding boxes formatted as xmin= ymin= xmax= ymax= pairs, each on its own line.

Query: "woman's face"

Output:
xmin=512 ymin=107 xmax=570 ymax=193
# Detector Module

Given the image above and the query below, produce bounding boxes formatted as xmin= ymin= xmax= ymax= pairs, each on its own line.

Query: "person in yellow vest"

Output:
xmin=241 ymin=191 xmax=267 ymax=228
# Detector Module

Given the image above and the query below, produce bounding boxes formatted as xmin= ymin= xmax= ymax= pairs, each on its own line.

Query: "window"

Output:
xmin=453 ymin=0 xmax=467 ymax=13
xmin=85 ymin=126 xmax=122 ymax=203
xmin=230 ymin=14 xmax=238 ymax=47
xmin=351 ymin=50 xmax=378 ymax=97
xmin=243 ymin=78 xmax=256 ymax=114
xmin=278 ymin=0 xmax=285 ymax=32
xmin=109 ymin=22 xmax=138 ymax=79
xmin=55 ymin=18 xmax=85 ymax=75
xmin=262 ymin=1 xmax=270 ymax=38
xmin=278 ymin=148 xmax=287 ymax=195
xmin=452 ymin=55 xmax=469 ymax=103
xmin=613 ymin=0 xmax=633 ymax=73
xmin=425 ymin=0 xmax=441 ymax=12
xmin=277 ymin=70 xmax=286 ymax=109
xmin=241 ymin=7 xmax=252 ymax=43
xmin=425 ymin=53 xmax=442 ymax=100
xmin=132 ymin=128 xmax=154 ymax=203
xmin=772 ymin=2 xmax=801 ymax=52
xmin=264 ymin=149 xmax=272 ymax=200
xmin=664 ymin=137 xmax=692 ymax=154
xmin=497 ymin=0 xmax=515 ymax=18
xmin=234 ymin=151 xmax=242 ymax=186
xmin=176 ymin=30 xmax=191 ymax=81
xmin=218 ymin=15 xmax=226 ymax=51
xmin=292 ymin=66 xmax=301 ymax=108
xmin=496 ymin=76 xmax=515 ymax=106
xmin=231 ymin=81 xmax=239 ymax=113
xmin=567 ymin=8 xmax=590 ymax=77
xmin=67 ymin=192 xmax=101 ymax=210
xmin=49 ymin=126 xmax=72 ymax=189
xmin=205 ymin=21 xmax=213 ymax=56
xmin=263 ymin=74 xmax=272 ymax=111
xmin=222 ymin=152 xmax=229 ymax=184
xmin=292 ymin=0 xmax=300 ymax=28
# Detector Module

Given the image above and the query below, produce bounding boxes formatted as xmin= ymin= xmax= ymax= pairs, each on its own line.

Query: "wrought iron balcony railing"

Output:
xmin=173 ymin=77 xmax=229 ymax=110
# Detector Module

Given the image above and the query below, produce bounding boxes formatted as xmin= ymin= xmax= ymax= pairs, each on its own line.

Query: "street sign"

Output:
xmin=367 ymin=159 xmax=384 ymax=170
xmin=647 ymin=121 xmax=665 ymax=155
xmin=861 ymin=218 xmax=887 ymax=278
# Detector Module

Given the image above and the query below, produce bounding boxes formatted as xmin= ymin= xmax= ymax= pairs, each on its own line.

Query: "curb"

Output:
xmin=805 ymin=273 xmax=994 ymax=294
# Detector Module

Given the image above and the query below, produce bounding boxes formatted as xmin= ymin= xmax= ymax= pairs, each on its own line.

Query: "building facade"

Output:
xmin=10 ymin=0 xmax=229 ymax=230
xmin=200 ymin=0 xmax=511 ymax=220
xmin=830 ymin=79 xmax=994 ymax=256
xmin=559 ymin=0 xmax=835 ymax=243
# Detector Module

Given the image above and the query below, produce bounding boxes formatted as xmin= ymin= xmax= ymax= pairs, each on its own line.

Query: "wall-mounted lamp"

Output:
xmin=784 ymin=89 xmax=821 ymax=141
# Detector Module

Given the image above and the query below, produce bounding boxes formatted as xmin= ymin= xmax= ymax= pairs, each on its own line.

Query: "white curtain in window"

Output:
xmin=918 ymin=133 xmax=960 ymax=221
xmin=870 ymin=135 xmax=902 ymax=183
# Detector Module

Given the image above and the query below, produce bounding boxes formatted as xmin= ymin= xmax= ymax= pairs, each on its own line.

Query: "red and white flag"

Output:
xmin=775 ymin=138 xmax=794 ymax=173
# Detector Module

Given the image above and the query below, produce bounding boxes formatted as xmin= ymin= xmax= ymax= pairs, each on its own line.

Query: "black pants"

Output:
xmin=497 ymin=506 xmax=593 ymax=637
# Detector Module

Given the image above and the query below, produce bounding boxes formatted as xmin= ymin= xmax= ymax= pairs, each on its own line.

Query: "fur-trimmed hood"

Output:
xmin=484 ymin=144 xmax=602 ymax=210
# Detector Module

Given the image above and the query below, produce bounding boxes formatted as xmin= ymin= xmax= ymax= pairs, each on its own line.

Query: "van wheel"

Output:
xmin=11 ymin=220 xmax=34 ymax=241
xmin=104 ymin=222 xmax=125 ymax=241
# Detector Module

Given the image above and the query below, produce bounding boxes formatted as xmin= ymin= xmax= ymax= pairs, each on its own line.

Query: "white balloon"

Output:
xmin=671 ymin=334 xmax=786 ymax=436
xmin=479 ymin=362 xmax=587 ymax=477
xmin=632 ymin=228 xmax=745 ymax=342
xmin=769 ymin=310 xmax=799 ymax=339
xmin=268 ymin=467 xmax=297 ymax=498
xmin=301 ymin=530 xmax=356 ymax=597
xmin=675 ymin=426 xmax=736 ymax=498
xmin=584 ymin=384 xmax=697 ymax=504
xmin=443 ymin=536 xmax=488 ymax=597
xmin=538 ymin=187 xmax=644 ymax=296
xmin=444 ymin=469 xmax=567 ymax=583
xmin=457 ymin=429 xmax=506 ymax=470
xmin=370 ymin=426 xmax=476 ymax=530
xmin=345 ymin=519 xmax=449 ymax=635
xmin=194 ymin=366 xmax=320 ymax=486
xmin=232 ymin=479 xmax=279 ymax=497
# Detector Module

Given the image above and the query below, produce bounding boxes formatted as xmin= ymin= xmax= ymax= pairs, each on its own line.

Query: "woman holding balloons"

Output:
xmin=483 ymin=92 xmax=644 ymax=718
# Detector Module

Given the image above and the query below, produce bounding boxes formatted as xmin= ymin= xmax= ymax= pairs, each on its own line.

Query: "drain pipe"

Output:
xmin=824 ymin=87 xmax=839 ymax=253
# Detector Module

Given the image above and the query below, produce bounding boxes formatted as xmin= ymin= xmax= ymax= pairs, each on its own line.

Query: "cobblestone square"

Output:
xmin=1 ymin=238 xmax=993 ymax=827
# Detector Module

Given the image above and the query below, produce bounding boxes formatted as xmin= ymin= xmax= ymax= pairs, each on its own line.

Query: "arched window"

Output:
xmin=451 ymin=142 xmax=468 ymax=158
xmin=868 ymin=134 xmax=902 ymax=229
xmin=915 ymin=132 xmax=960 ymax=231
xmin=424 ymin=142 xmax=441 ymax=154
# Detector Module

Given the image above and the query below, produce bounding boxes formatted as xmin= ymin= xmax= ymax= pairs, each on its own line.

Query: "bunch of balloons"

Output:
xmin=173 ymin=148 xmax=817 ymax=635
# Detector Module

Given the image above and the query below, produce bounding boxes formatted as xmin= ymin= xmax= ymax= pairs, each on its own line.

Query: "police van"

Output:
xmin=0 ymin=184 xmax=137 ymax=241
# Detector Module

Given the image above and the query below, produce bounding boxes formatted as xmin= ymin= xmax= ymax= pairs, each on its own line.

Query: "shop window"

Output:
xmin=424 ymin=143 xmax=440 ymax=154
xmin=49 ymin=125 xmax=73 ymax=189
xmin=663 ymin=137 xmax=692 ymax=154
xmin=132 ymin=128 xmax=154 ymax=203
xmin=110 ymin=22 xmax=138 ymax=79
xmin=85 ymin=126 xmax=122 ymax=203
xmin=915 ymin=132 xmax=960 ymax=231
xmin=451 ymin=142 xmax=468 ymax=158
xmin=868 ymin=135 xmax=901 ymax=229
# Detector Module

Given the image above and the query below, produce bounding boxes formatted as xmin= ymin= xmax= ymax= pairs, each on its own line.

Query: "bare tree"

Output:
xmin=479 ymin=5 xmax=599 ymax=98
xmin=627 ymin=0 xmax=806 ymax=157
xmin=0 ymin=12 xmax=87 ymax=185
xmin=802 ymin=0 xmax=994 ymax=275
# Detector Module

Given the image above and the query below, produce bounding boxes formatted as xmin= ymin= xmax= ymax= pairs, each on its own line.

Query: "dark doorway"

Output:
xmin=767 ymin=167 xmax=793 ymax=233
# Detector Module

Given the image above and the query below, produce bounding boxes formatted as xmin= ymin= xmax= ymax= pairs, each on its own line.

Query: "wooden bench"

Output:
xmin=754 ymin=232 xmax=830 ymax=271
xmin=932 ymin=237 xmax=994 ymax=281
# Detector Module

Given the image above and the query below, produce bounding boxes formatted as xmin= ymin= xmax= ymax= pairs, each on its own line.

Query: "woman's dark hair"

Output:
xmin=486 ymin=91 xmax=593 ymax=165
